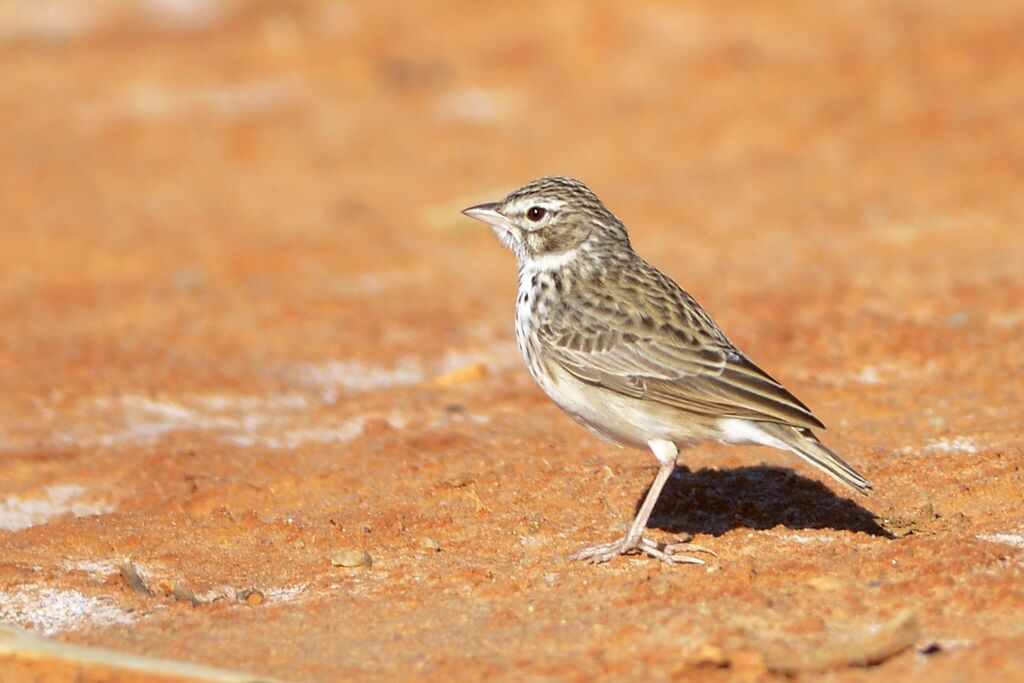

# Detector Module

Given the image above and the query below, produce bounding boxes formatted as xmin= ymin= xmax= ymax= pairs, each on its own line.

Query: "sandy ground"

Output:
xmin=1 ymin=1 xmax=1023 ymax=681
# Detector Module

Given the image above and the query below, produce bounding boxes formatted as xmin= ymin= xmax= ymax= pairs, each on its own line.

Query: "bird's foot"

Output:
xmin=570 ymin=534 xmax=715 ymax=565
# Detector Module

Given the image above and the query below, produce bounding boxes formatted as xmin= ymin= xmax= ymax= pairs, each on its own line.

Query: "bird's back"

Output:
xmin=526 ymin=248 xmax=827 ymax=433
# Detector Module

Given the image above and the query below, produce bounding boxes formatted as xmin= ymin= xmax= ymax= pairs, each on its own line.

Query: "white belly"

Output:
xmin=514 ymin=266 xmax=711 ymax=450
xmin=538 ymin=359 xmax=693 ymax=448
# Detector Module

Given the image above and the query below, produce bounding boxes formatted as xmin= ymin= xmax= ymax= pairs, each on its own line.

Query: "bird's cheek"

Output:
xmin=524 ymin=232 xmax=547 ymax=255
xmin=492 ymin=226 xmax=521 ymax=251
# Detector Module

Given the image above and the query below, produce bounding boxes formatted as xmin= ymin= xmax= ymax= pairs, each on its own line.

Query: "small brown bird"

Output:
xmin=463 ymin=176 xmax=871 ymax=564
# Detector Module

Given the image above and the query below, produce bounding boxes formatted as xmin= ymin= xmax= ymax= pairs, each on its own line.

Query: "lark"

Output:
xmin=463 ymin=176 xmax=871 ymax=564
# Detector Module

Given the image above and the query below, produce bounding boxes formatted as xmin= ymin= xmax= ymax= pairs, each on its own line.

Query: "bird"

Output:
xmin=462 ymin=176 xmax=871 ymax=564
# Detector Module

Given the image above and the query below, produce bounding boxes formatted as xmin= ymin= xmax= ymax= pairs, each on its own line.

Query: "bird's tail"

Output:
xmin=759 ymin=423 xmax=873 ymax=496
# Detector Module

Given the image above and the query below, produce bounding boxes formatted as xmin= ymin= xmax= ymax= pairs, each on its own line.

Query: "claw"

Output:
xmin=657 ymin=539 xmax=718 ymax=558
xmin=571 ymin=535 xmax=709 ymax=565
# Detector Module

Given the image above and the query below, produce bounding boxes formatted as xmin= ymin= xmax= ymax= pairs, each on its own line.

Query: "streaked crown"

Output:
xmin=462 ymin=176 xmax=631 ymax=262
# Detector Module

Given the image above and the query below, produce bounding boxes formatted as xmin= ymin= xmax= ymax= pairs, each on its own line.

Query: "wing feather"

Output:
xmin=537 ymin=299 xmax=824 ymax=431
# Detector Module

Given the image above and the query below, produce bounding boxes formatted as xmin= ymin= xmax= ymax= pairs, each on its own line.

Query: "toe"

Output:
xmin=664 ymin=542 xmax=718 ymax=558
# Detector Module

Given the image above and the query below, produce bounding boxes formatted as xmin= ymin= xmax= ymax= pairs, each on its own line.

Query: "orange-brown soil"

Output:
xmin=1 ymin=1 xmax=1022 ymax=681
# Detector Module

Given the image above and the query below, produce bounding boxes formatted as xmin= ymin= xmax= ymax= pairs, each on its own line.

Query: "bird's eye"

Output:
xmin=526 ymin=206 xmax=547 ymax=222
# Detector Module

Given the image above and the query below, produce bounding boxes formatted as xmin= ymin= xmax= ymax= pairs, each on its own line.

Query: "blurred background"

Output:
xmin=2 ymin=0 xmax=1022 ymax=383
xmin=1 ymin=1 xmax=1023 ymax=680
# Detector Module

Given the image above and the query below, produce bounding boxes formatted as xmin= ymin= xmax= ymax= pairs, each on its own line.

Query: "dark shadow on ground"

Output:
xmin=639 ymin=465 xmax=891 ymax=538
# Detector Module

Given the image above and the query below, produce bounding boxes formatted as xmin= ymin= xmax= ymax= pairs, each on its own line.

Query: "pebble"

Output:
xmin=237 ymin=588 xmax=265 ymax=606
xmin=807 ymin=575 xmax=844 ymax=591
xmin=331 ymin=548 xmax=373 ymax=568
xmin=690 ymin=643 xmax=729 ymax=668
xmin=433 ymin=362 xmax=487 ymax=387
xmin=418 ymin=536 xmax=441 ymax=552
xmin=172 ymin=586 xmax=200 ymax=607
xmin=118 ymin=560 xmax=152 ymax=597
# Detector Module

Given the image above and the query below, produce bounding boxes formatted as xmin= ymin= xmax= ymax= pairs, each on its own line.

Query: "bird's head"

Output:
xmin=462 ymin=176 xmax=630 ymax=266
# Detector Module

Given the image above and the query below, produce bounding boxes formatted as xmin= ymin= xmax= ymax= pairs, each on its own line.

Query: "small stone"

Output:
xmin=691 ymin=643 xmax=729 ymax=668
xmin=441 ymin=473 xmax=473 ymax=488
xmin=433 ymin=362 xmax=487 ymax=387
xmin=118 ymin=560 xmax=152 ymax=597
xmin=807 ymin=575 xmax=844 ymax=591
xmin=172 ymin=585 xmax=201 ymax=607
xmin=418 ymin=536 xmax=441 ymax=552
xmin=331 ymin=548 xmax=372 ymax=568
xmin=237 ymin=588 xmax=265 ymax=606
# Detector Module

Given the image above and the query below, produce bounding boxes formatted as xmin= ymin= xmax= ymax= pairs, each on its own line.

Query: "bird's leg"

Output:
xmin=571 ymin=439 xmax=712 ymax=565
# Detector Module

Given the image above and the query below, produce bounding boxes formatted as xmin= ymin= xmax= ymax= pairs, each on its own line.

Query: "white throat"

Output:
xmin=519 ymin=247 xmax=580 ymax=276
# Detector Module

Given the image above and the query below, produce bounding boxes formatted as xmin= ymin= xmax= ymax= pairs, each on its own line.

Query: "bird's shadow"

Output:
xmin=640 ymin=465 xmax=891 ymax=538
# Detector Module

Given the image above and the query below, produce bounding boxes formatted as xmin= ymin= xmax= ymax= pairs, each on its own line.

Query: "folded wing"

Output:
xmin=537 ymin=298 xmax=825 ymax=431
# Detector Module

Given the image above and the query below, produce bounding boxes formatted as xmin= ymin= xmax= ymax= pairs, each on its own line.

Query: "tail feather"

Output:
xmin=759 ymin=423 xmax=873 ymax=495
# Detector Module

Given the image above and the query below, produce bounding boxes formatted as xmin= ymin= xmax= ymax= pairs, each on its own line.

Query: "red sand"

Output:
xmin=0 ymin=1 xmax=1022 ymax=680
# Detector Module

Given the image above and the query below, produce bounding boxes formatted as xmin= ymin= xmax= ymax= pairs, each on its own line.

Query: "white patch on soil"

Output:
xmin=55 ymin=393 xmax=373 ymax=450
xmin=263 ymin=583 xmax=307 ymax=603
xmin=0 ymin=586 xmax=133 ymax=635
xmin=978 ymin=533 xmax=1024 ymax=550
xmin=295 ymin=358 xmax=426 ymax=392
xmin=0 ymin=0 xmax=237 ymax=43
xmin=801 ymin=360 xmax=941 ymax=387
xmin=78 ymin=78 xmax=303 ymax=125
xmin=225 ymin=415 xmax=406 ymax=450
xmin=0 ymin=485 xmax=113 ymax=532
xmin=788 ymin=534 xmax=832 ymax=544
xmin=86 ymin=393 xmax=312 ymax=446
xmin=923 ymin=437 xmax=979 ymax=454
xmin=434 ymin=88 xmax=513 ymax=123
xmin=61 ymin=559 xmax=120 ymax=579
xmin=852 ymin=366 xmax=883 ymax=384
xmin=294 ymin=345 xmax=518 ymax=397
xmin=898 ymin=436 xmax=980 ymax=457
xmin=45 ymin=349 xmax=504 ymax=451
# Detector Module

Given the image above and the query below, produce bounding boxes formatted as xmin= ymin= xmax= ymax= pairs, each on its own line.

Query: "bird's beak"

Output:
xmin=461 ymin=202 xmax=509 ymax=230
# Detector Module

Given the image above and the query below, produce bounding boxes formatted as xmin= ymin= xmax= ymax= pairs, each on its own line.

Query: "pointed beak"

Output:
xmin=461 ymin=202 xmax=506 ymax=228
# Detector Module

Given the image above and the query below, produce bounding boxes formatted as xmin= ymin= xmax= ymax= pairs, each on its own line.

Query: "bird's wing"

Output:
xmin=537 ymin=284 xmax=825 ymax=431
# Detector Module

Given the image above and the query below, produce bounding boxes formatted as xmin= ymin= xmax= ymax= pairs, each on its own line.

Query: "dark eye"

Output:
xmin=526 ymin=206 xmax=547 ymax=222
